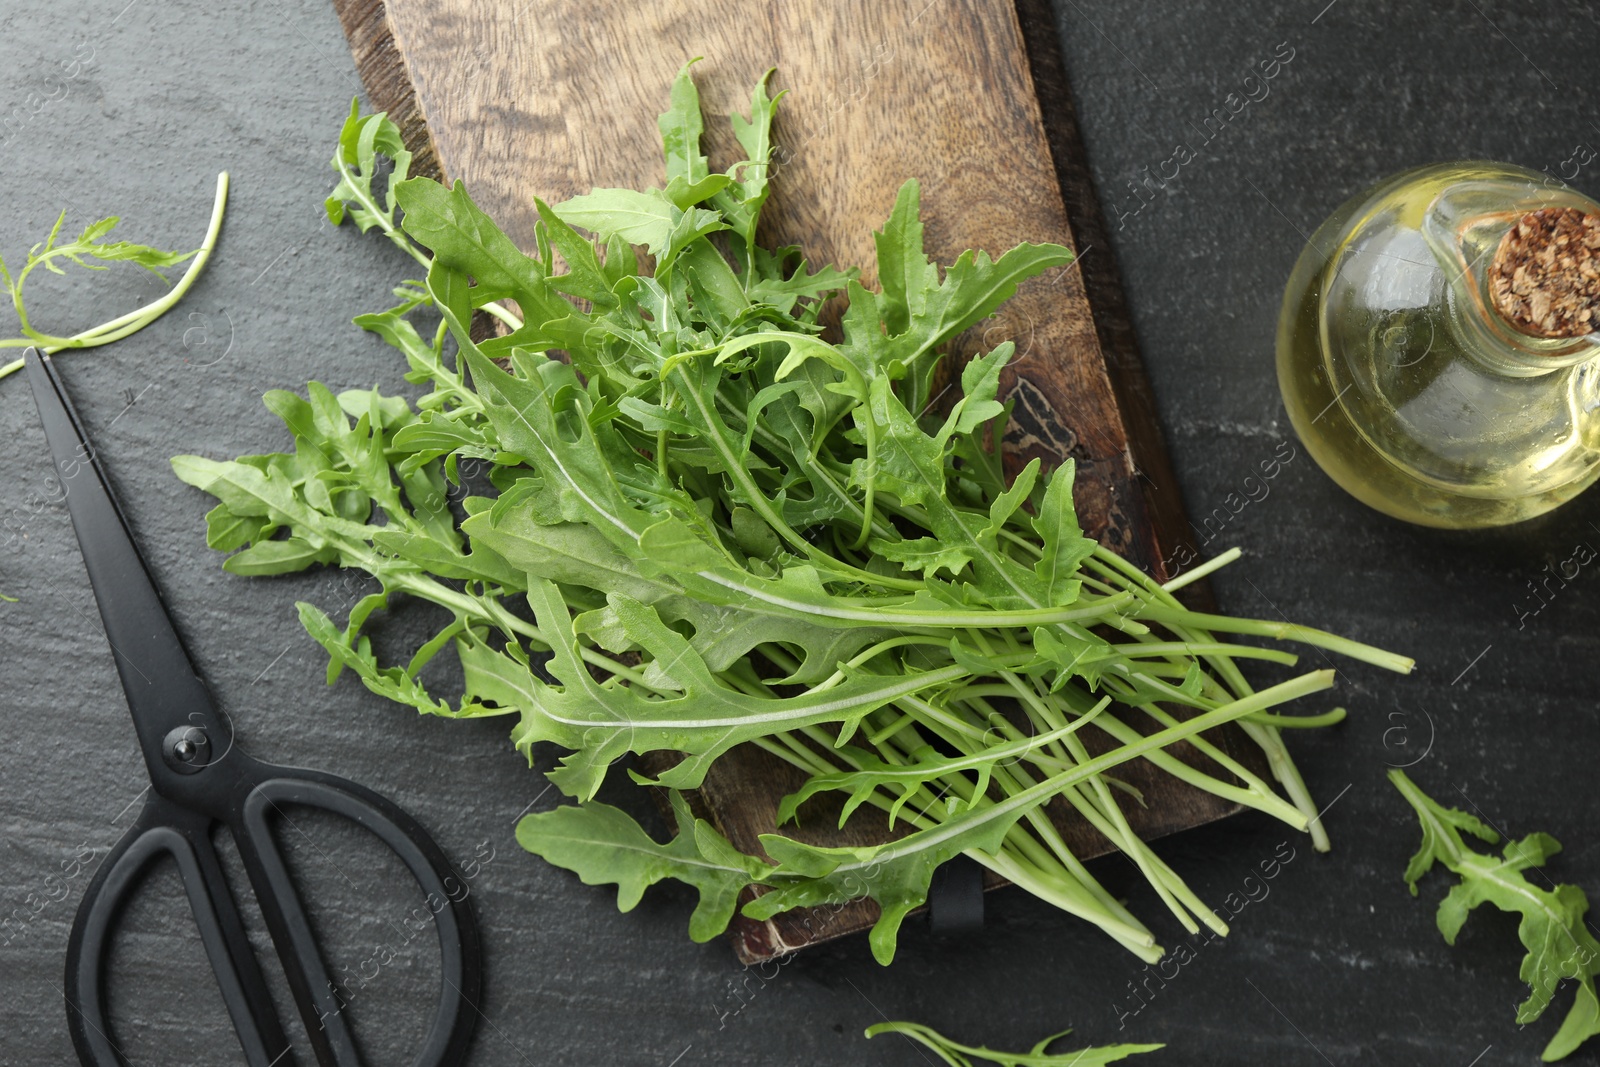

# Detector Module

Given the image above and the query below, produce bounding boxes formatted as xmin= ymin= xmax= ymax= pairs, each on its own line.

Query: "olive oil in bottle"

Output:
xmin=1276 ymin=161 xmax=1600 ymax=528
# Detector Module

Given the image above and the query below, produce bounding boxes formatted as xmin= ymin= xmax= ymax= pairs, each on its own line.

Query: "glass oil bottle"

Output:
xmin=1276 ymin=161 xmax=1600 ymax=528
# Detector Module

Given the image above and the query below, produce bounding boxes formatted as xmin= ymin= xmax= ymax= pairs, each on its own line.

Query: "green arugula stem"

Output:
xmin=982 ymin=848 xmax=1162 ymax=961
xmin=1133 ymin=604 xmax=1415 ymax=675
xmin=1161 ymin=545 xmax=1242 ymax=591
xmin=756 ymin=696 xmax=1161 ymax=957
xmin=850 ymin=417 xmax=880 ymax=550
xmin=984 ymin=694 xmax=1205 ymax=934
xmin=1083 ymin=547 xmax=1342 ymax=851
xmin=0 ymin=172 xmax=230 ymax=381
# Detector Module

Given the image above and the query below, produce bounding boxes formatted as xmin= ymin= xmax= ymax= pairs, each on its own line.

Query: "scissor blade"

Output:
xmin=25 ymin=349 xmax=224 ymax=778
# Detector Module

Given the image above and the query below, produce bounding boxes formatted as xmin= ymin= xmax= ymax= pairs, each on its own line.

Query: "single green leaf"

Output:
xmin=325 ymin=98 xmax=415 ymax=251
xmin=746 ymin=258 xmax=856 ymax=312
xmin=863 ymin=1021 xmax=1162 ymax=1067
xmin=676 ymin=239 xmax=748 ymax=325
xmin=391 ymin=414 xmax=492 ymax=463
xmin=516 ymin=791 xmax=771 ymax=943
xmin=872 ymin=179 xmax=939 ymax=339
xmin=533 ymin=196 xmax=616 ymax=307
xmin=552 ymin=188 xmax=723 ymax=260
xmin=223 ymin=538 xmax=336 ymax=576
xmin=371 ymin=530 xmax=522 ymax=587
xmin=1391 ymin=770 xmax=1600 ymax=1062
xmin=203 ymin=503 xmax=268 ymax=552
xmin=298 ymin=601 xmax=493 ymax=718
xmin=715 ymin=67 xmax=783 ymax=249
xmin=870 ymin=536 xmax=972 ymax=578
xmin=940 ymin=342 xmax=1014 ymax=439
xmin=730 ymin=506 xmax=780 ymax=560
xmin=1031 ymin=461 xmax=1094 ymax=607
xmin=982 ymin=455 xmax=1039 ymax=544
xmin=657 ymin=59 xmax=710 ymax=187
xmin=395 ymin=177 xmax=574 ymax=327
xmin=661 ymin=173 xmax=732 ymax=209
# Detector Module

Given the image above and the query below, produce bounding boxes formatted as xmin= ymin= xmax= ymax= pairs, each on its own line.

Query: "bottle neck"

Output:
xmin=1424 ymin=186 xmax=1600 ymax=378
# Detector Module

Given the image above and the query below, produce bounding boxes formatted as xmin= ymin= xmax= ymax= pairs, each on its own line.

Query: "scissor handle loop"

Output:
xmin=64 ymin=774 xmax=482 ymax=1067
xmin=64 ymin=799 xmax=291 ymax=1067
xmin=236 ymin=773 xmax=481 ymax=1067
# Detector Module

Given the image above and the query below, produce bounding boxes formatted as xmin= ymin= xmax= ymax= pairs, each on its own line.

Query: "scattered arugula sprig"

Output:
xmin=0 ymin=173 xmax=230 ymax=381
xmin=173 ymin=68 xmax=1411 ymax=966
xmin=863 ymin=1021 xmax=1161 ymax=1066
xmin=1391 ymin=771 xmax=1600 ymax=1062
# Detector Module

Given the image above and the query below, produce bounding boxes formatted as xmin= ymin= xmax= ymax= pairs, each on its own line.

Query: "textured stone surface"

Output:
xmin=0 ymin=1 xmax=1598 ymax=1064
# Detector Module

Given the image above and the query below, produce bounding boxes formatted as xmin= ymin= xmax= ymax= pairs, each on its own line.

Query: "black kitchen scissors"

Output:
xmin=25 ymin=349 xmax=482 ymax=1067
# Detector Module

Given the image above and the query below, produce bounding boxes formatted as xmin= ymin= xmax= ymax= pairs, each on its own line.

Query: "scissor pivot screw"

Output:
xmin=162 ymin=726 xmax=212 ymax=773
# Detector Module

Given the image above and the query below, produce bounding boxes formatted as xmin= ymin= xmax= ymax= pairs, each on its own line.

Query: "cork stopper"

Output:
xmin=1488 ymin=206 xmax=1600 ymax=338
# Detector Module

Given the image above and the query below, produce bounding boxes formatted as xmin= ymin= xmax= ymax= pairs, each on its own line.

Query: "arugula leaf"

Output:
xmin=870 ymin=536 xmax=973 ymax=579
xmin=299 ymin=599 xmax=491 ymax=718
xmin=658 ymin=59 xmax=710 ymax=187
xmin=1033 ymin=459 xmax=1097 ymax=605
xmin=1391 ymin=770 xmax=1600 ymax=1061
xmin=552 ymin=187 xmax=724 ymax=261
xmin=395 ymin=177 xmax=573 ymax=329
xmin=325 ymin=98 xmax=416 ymax=251
xmin=716 ymin=67 xmax=783 ymax=255
xmin=533 ymin=197 xmax=617 ymax=307
xmin=863 ymin=1022 xmax=1162 ymax=1066
xmin=516 ymin=791 xmax=771 ymax=943
xmin=845 ymin=178 xmax=1073 ymax=380
xmin=746 ymin=256 xmax=855 ymax=312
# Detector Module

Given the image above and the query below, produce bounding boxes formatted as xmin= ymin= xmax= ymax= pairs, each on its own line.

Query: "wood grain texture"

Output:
xmin=331 ymin=0 xmax=1265 ymax=963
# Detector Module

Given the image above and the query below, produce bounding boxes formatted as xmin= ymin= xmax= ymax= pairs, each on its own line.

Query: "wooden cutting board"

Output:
xmin=332 ymin=0 xmax=1264 ymax=963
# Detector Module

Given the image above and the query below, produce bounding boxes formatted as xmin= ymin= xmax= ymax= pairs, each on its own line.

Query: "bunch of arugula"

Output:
xmin=172 ymin=67 xmax=1410 ymax=965
xmin=1391 ymin=771 xmax=1600 ymax=1061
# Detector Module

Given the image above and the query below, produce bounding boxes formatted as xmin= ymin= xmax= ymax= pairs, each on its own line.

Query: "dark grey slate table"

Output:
xmin=2 ymin=1 xmax=1597 ymax=1063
